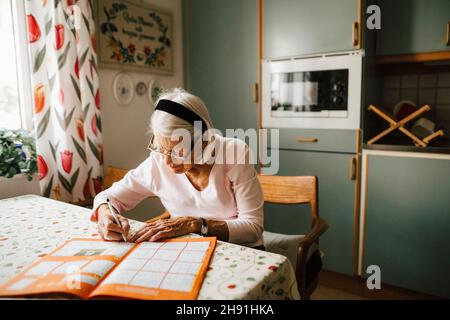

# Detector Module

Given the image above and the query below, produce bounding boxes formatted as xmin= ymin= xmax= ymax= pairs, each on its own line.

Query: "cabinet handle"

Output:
xmin=252 ymin=83 xmax=259 ymax=103
xmin=296 ymin=137 xmax=319 ymax=143
xmin=352 ymin=21 xmax=359 ymax=47
xmin=349 ymin=156 xmax=357 ymax=180
xmin=446 ymin=22 xmax=450 ymax=46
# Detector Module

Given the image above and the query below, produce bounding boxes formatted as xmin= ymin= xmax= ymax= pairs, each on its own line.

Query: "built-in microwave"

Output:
xmin=261 ymin=50 xmax=363 ymax=130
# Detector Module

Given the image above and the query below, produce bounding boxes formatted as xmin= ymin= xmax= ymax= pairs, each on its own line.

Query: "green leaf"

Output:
xmin=87 ymin=137 xmax=100 ymax=162
xmin=83 ymin=103 xmax=90 ymax=120
xmin=70 ymin=75 xmax=81 ymax=101
xmin=58 ymin=42 xmax=71 ymax=70
xmin=80 ymin=48 xmax=89 ymax=68
xmin=71 ymin=136 xmax=87 ymax=163
xmin=43 ymin=175 xmax=54 ymax=198
xmin=82 ymin=14 xmax=90 ymax=34
xmin=70 ymin=167 xmax=80 ymax=187
xmin=55 ymin=109 xmax=65 ymax=131
xmin=96 ymin=115 xmax=102 ymax=133
xmin=36 ymin=108 xmax=51 ymax=139
xmin=45 ymin=16 xmax=52 ymax=35
xmin=86 ymin=76 xmax=94 ymax=96
xmin=246 ymin=277 xmax=256 ymax=281
xmin=90 ymin=54 xmax=98 ymax=73
xmin=65 ymin=107 xmax=75 ymax=128
xmin=49 ymin=141 xmax=58 ymax=161
xmin=58 ymin=170 xmax=73 ymax=193
xmin=33 ymin=46 xmax=46 ymax=73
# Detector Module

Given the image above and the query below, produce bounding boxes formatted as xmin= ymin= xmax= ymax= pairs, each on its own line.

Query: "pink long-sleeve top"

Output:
xmin=91 ymin=135 xmax=264 ymax=248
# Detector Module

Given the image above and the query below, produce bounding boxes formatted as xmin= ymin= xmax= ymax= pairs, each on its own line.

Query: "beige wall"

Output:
xmin=98 ymin=0 xmax=183 ymax=221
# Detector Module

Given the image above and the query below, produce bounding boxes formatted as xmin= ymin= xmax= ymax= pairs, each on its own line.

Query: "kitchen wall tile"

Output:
xmin=436 ymin=105 xmax=450 ymax=121
xmin=401 ymin=75 xmax=419 ymax=88
xmin=383 ymin=88 xmax=400 ymax=106
xmin=400 ymin=88 xmax=418 ymax=102
xmin=418 ymin=88 xmax=436 ymax=106
xmin=437 ymin=88 xmax=450 ymax=104
xmin=419 ymin=74 xmax=438 ymax=88
xmin=439 ymin=122 xmax=450 ymax=138
xmin=438 ymin=73 xmax=450 ymax=87
xmin=383 ymin=76 xmax=400 ymax=89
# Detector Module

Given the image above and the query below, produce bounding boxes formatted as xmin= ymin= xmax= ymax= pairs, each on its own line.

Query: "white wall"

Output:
xmin=98 ymin=0 xmax=183 ymax=221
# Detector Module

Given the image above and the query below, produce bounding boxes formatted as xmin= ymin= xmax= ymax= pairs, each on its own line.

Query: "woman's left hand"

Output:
xmin=130 ymin=216 xmax=201 ymax=243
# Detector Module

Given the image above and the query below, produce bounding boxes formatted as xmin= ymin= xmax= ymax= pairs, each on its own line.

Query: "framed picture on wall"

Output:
xmin=96 ymin=0 xmax=173 ymax=75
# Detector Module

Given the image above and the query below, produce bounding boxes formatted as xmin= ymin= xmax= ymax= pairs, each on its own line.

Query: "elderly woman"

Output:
xmin=90 ymin=89 xmax=264 ymax=249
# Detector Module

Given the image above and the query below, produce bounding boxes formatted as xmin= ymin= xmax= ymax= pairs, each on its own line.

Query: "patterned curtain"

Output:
xmin=25 ymin=0 xmax=103 ymax=203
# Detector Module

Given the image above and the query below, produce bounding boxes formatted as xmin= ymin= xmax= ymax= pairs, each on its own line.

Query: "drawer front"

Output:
xmin=266 ymin=128 xmax=359 ymax=153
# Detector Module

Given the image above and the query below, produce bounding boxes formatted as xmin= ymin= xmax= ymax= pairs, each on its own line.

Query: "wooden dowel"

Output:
xmin=398 ymin=127 xmax=427 ymax=147
xmin=423 ymin=129 xmax=445 ymax=144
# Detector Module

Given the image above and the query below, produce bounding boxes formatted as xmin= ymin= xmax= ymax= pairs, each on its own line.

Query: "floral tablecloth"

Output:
xmin=0 ymin=195 xmax=300 ymax=300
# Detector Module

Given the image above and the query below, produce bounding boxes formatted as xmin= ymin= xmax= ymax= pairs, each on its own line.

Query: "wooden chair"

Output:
xmin=258 ymin=175 xmax=329 ymax=300
xmin=104 ymin=166 xmax=170 ymax=223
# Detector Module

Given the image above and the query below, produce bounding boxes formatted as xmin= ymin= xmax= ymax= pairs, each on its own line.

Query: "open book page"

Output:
xmin=89 ymin=237 xmax=216 ymax=300
xmin=0 ymin=239 xmax=134 ymax=299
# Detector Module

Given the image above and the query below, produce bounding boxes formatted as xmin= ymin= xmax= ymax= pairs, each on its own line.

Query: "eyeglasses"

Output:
xmin=147 ymin=135 xmax=192 ymax=161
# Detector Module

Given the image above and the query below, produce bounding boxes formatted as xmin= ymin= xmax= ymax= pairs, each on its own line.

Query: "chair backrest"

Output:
xmin=103 ymin=166 xmax=128 ymax=189
xmin=258 ymin=174 xmax=318 ymax=219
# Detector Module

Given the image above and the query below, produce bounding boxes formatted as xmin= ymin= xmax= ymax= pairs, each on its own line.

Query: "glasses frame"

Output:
xmin=147 ymin=135 xmax=194 ymax=162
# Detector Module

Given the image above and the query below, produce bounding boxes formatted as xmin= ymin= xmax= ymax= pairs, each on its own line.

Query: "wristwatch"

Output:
xmin=200 ymin=218 xmax=208 ymax=236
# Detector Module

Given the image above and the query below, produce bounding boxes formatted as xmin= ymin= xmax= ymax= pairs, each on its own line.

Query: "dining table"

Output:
xmin=0 ymin=195 xmax=300 ymax=300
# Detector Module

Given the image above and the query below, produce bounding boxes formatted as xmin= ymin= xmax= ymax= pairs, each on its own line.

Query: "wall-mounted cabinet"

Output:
xmin=359 ymin=150 xmax=450 ymax=298
xmin=376 ymin=0 xmax=450 ymax=62
xmin=183 ymin=0 xmax=259 ymax=132
xmin=263 ymin=0 xmax=361 ymax=58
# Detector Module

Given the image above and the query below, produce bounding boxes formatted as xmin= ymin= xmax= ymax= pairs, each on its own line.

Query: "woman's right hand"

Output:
xmin=96 ymin=203 xmax=130 ymax=241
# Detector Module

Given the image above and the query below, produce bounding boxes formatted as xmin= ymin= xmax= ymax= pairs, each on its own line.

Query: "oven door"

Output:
xmin=262 ymin=52 xmax=362 ymax=129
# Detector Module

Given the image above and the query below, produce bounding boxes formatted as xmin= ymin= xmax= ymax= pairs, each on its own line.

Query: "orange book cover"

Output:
xmin=0 ymin=237 xmax=216 ymax=300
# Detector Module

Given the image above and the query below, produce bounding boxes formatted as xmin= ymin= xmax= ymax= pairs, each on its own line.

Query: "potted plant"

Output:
xmin=0 ymin=129 xmax=37 ymax=181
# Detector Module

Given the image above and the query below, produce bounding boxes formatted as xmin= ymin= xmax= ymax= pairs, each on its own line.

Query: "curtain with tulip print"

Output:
xmin=25 ymin=0 xmax=103 ymax=203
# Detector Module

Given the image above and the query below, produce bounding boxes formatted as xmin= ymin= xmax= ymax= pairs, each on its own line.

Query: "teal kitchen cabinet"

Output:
xmin=263 ymin=0 xmax=361 ymax=58
xmin=377 ymin=0 xmax=450 ymax=56
xmin=361 ymin=151 xmax=450 ymax=298
xmin=183 ymin=0 xmax=259 ymax=132
xmin=264 ymin=149 xmax=358 ymax=275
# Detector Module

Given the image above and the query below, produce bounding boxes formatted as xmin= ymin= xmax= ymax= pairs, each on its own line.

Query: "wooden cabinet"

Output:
xmin=377 ymin=0 xmax=450 ymax=56
xmin=360 ymin=150 xmax=450 ymax=298
xmin=263 ymin=0 xmax=361 ymax=58
xmin=264 ymin=147 xmax=359 ymax=275
xmin=183 ymin=0 xmax=259 ymax=132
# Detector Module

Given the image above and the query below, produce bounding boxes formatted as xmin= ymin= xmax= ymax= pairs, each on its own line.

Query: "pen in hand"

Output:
xmin=106 ymin=198 xmax=128 ymax=242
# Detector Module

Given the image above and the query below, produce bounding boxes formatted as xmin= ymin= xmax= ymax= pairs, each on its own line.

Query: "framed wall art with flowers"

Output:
xmin=96 ymin=0 xmax=173 ymax=74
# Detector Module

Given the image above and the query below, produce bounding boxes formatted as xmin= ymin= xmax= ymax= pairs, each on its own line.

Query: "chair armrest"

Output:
xmin=299 ymin=217 xmax=329 ymax=253
xmin=295 ymin=217 xmax=329 ymax=293
xmin=144 ymin=210 xmax=170 ymax=224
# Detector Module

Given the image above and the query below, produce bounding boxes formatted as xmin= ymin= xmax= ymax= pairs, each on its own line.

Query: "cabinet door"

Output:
xmin=183 ymin=0 xmax=259 ymax=132
xmin=363 ymin=154 xmax=450 ymax=298
xmin=377 ymin=0 xmax=450 ymax=55
xmin=264 ymin=149 xmax=357 ymax=275
xmin=263 ymin=0 xmax=360 ymax=58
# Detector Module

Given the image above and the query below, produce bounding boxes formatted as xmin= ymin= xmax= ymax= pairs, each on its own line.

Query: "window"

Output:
xmin=0 ymin=0 xmax=33 ymax=130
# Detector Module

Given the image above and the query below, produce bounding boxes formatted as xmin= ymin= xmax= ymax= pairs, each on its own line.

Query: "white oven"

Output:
xmin=261 ymin=50 xmax=363 ymax=130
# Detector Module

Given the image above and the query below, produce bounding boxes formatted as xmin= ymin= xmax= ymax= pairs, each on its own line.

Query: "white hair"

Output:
xmin=150 ymin=88 xmax=214 ymax=137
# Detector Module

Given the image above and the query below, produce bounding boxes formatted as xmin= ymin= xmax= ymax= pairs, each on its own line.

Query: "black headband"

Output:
xmin=155 ymin=99 xmax=208 ymax=133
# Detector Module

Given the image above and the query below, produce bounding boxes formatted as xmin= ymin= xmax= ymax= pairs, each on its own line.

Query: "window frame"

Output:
xmin=10 ymin=0 xmax=34 ymax=131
